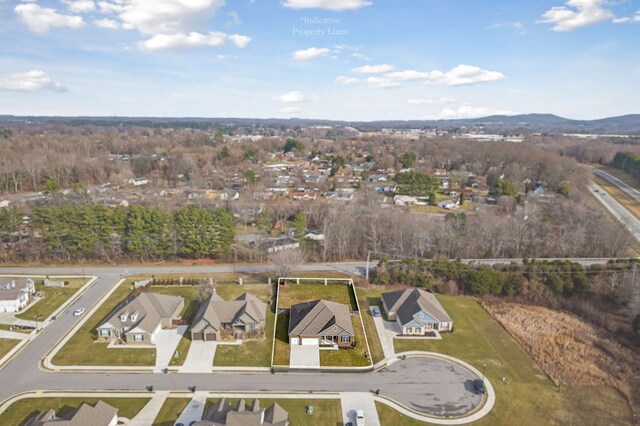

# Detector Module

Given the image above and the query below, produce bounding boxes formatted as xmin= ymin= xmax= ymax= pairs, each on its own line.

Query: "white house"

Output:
xmin=0 ymin=278 xmax=36 ymax=313
xmin=438 ymin=199 xmax=459 ymax=210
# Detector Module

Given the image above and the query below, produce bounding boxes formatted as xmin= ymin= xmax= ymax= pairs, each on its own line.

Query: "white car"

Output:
xmin=73 ymin=308 xmax=86 ymax=316
xmin=355 ymin=409 xmax=365 ymax=426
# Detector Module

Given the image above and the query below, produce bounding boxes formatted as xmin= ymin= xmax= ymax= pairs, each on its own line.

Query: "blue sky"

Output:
xmin=0 ymin=0 xmax=639 ymax=120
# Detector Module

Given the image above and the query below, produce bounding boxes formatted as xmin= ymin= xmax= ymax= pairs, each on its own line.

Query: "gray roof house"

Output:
xmin=191 ymin=291 xmax=267 ymax=341
xmin=288 ymin=299 xmax=354 ymax=348
xmin=194 ymin=398 xmax=288 ymax=426
xmin=381 ymin=288 xmax=453 ymax=335
xmin=25 ymin=400 xmax=118 ymax=426
xmin=0 ymin=278 xmax=35 ymax=313
xmin=96 ymin=292 xmax=184 ymax=345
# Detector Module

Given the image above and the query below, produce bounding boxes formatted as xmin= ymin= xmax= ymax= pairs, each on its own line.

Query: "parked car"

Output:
xmin=474 ymin=379 xmax=486 ymax=394
xmin=371 ymin=306 xmax=381 ymax=317
xmin=355 ymin=409 xmax=365 ymax=426
xmin=73 ymin=308 xmax=85 ymax=316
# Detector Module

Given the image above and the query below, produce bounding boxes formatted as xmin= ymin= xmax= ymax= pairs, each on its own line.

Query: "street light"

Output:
xmin=482 ymin=363 xmax=486 ymax=382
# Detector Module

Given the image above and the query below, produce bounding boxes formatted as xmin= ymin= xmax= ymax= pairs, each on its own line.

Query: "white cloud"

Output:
xmin=138 ymin=32 xmax=250 ymax=51
xmin=62 ymin=0 xmax=95 ymax=13
xmin=277 ymin=91 xmax=306 ymax=103
xmin=96 ymin=0 xmax=251 ymax=50
xmin=437 ymin=105 xmax=515 ymax=119
xmin=386 ymin=70 xmax=431 ymax=81
xmin=292 ymin=47 xmax=331 ymax=60
xmin=486 ymin=21 xmax=527 ymax=35
xmin=365 ymin=77 xmax=401 ymax=89
xmin=0 ymin=70 xmax=67 ymax=92
xmin=352 ymin=64 xmax=394 ymax=74
xmin=94 ymin=17 xmax=119 ymax=29
xmin=281 ymin=107 xmax=303 ymax=114
xmin=15 ymin=3 xmax=84 ymax=33
xmin=539 ymin=0 xmax=615 ymax=31
xmin=282 ymin=0 xmax=372 ymax=11
xmin=428 ymin=64 xmax=505 ymax=86
xmin=351 ymin=52 xmax=370 ymax=61
xmin=408 ymin=97 xmax=455 ymax=105
xmin=335 ymin=75 xmax=360 ymax=85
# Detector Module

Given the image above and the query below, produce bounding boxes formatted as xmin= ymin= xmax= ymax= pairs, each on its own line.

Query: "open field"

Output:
xmin=16 ymin=278 xmax=88 ymax=321
xmin=0 ymin=338 xmax=20 ymax=359
xmin=153 ymin=397 xmax=191 ymax=426
xmin=203 ymin=398 xmax=342 ymax=426
xmin=393 ymin=295 xmax=634 ymax=426
xmin=0 ymin=397 xmax=150 ymax=426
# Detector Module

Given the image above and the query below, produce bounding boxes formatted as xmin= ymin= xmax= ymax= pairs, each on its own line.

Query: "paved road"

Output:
xmin=593 ymin=168 xmax=640 ymax=204
xmin=589 ymin=182 xmax=640 ymax=242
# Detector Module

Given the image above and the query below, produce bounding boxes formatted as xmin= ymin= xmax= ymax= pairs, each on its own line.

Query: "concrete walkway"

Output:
xmin=128 ymin=391 xmax=169 ymax=426
xmin=175 ymin=391 xmax=208 ymax=425
xmin=341 ymin=392 xmax=381 ymax=426
xmin=179 ymin=341 xmax=217 ymax=373
xmin=154 ymin=326 xmax=187 ymax=373
xmin=290 ymin=344 xmax=319 ymax=368
xmin=0 ymin=330 xmax=31 ymax=340
xmin=370 ymin=308 xmax=396 ymax=360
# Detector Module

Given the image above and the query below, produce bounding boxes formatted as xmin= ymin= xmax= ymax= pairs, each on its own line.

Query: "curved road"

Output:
xmin=0 ymin=263 xmax=483 ymax=420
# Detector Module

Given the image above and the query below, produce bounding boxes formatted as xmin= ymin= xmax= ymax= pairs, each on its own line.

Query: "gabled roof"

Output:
xmin=382 ymin=289 xmax=452 ymax=326
xmin=97 ymin=292 xmax=183 ymax=335
xmin=288 ymin=299 xmax=354 ymax=337
xmin=195 ymin=398 xmax=288 ymax=426
xmin=191 ymin=292 xmax=267 ymax=333
xmin=26 ymin=401 xmax=117 ymax=426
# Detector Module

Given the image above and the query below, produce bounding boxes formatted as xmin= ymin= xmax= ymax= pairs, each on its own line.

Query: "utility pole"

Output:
xmin=365 ymin=251 xmax=371 ymax=282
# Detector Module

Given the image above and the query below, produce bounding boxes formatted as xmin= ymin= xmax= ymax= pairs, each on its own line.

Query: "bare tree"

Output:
xmin=270 ymin=249 xmax=305 ymax=278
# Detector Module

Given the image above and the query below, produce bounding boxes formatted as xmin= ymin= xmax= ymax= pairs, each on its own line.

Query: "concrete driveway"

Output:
xmin=175 ymin=391 xmax=207 ymax=425
xmin=179 ymin=341 xmax=217 ymax=373
xmin=340 ymin=392 xmax=381 ymax=426
xmin=154 ymin=325 xmax=187 ymax=373
xmin=290 ymin=343 xmax=319 ymax=368
xmin=370 ymin=308 xmax=399 ymax=360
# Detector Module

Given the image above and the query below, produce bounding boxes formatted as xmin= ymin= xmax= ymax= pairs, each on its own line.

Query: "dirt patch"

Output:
xmin=483 ymin=301 xmax=639 ymax=420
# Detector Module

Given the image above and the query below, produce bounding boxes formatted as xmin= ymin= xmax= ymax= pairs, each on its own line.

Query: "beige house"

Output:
xmin=381 ymin=288 xmax=453 ymax=335
xmin=194 ymin=398 xmax=288 ymax=426
xmin=26 ymin=401 xmax=118 ymax=426
xmin=0 ymin=278 xmax=35 ymax=313
xmin=96 ymin=292 xmax=184 ymax=344
xmin=190 ymin=291 xmax=267 ymax=341
xmin=288 ymin=299 xmax=354 ymax=348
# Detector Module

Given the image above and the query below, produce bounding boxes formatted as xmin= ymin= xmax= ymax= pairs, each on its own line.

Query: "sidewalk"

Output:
xmin=0 ymin=330 xmax=31 ymax=340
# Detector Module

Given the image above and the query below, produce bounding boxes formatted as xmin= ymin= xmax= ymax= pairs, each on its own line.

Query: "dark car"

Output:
xmin=474 ymin=379 xmax=486 ymax=394
xmin=371 ymin=306 xmax=381 ymax=317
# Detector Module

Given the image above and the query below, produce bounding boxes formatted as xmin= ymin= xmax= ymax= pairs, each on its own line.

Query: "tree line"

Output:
xmin=0 ymin=204 xmax=234 ymax=262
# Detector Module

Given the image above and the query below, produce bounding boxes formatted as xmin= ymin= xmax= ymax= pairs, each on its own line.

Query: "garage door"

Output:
xmin=192 ymin=332 xmax=204 ymax=341
xmin=290 ymin=337 xmax=300 ymax=345
xmin=302 ymin=338 xmax=319 ymax=345
xmin=205 ymin=333 xmax=216 ymax=341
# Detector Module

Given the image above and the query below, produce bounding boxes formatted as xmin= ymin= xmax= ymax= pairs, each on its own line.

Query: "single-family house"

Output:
xmin=288 ymin=299 xmax=354 ymax=348
xmin=194 ymin=398 xmax=288 ymax=426
xmin=394 ymin=195 xmax=418 ymax=206
xmin=381 ymin=288 xmax=453 ymax=335
xmin=26 ymin=401 xmax=118 ymax=426
xmin=437 ymin=199 xmax=459 ymax=209
xmin=96 ymin=292 xmax=184 ymax=344
xmin=190 ymin=291 xmax=267 ymax=341
xmin=0 ymin=278 xmax=35 ymax=313
xmin=255 ymin=237 xmax=300 ymax=254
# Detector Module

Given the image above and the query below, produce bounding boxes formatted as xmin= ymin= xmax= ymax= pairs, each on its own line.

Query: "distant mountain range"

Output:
xmin=1 ymin=113 xmax=639 ymax=135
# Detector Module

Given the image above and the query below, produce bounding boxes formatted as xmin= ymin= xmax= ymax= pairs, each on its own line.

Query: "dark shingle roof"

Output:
xmin=288 ymin=299 xmax=354 ymax=337
xmin=382 ymin=289 xmax=452 ymax=325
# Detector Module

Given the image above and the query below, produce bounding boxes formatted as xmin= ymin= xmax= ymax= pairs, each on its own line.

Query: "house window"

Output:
xmin=100 ymin=330 xmax=110 ymax=337
xmin=340 ymin=336 xmax=350 ymax=343
xmin=248 ymin=324 xmax=256 ymax=331
xmin=133 ymin=334 xmax=143 ymax=342
xmin=130 ymin=312 xmax=138 ymax=322
xmin=120 ymin=314 xmax=128 ymax=322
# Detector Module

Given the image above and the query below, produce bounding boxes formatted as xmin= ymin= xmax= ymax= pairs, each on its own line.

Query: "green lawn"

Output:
xmin=0 ymin=397 xmax=150 ymax=426
xmin=16 ymin=278 xmax=88 ymax=321
xmin=0 ymin=338 xmax=20 ymax=359
xmin=272 ymin=312 xmax=290 ymax=366
xmin=277 ymin=283 xmax=356 ymax=310
xmin=51 ymin=280 xmax=155 ymax=366
xmin=204 ymin=398 xmax=342 ymax=426
xmin=153 ymin=397 xmax=191 ymax=426
xmin=319 ymin=315 xmax=370 ymax=367
xmin=214 ymin=309 xmax=275 ymax=367
xmin=393 ymin=295 xmax=633 ymax=426
xmin=356 ymin=289 xmax=385 ymax=364
xmin=0 ymin=324 xmax=32 ymax=333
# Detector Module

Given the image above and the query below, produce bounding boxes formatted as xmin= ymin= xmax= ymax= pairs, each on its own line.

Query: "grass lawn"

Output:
xmin=319 ymin=315 xmax=370 ymax=367
xmin=277 ymin=283 xmax=356 ymax=310
xmin=393 ymin=295 xmax=633 ymax=426
xmin=0 ymin=397 xmax=150 ymax=426
xmin=51 ymin=280 xmax=155 ymax=366
xmin=272 ymin=312 xmax=290 ymax=366
xmin=152 ymin=397 xmax=190 ymax=426
xmin=204 ymin=398 xmax=342 ymax=426
xmin=0 ymin=324 xmax=32 ymax=333
xmin=16 ymin=278 xmax=88 ymax=321
xmin=214 ymin=309 xmax=275 ymax=367
xmin=0 ymin=338 xmax=20 ymax=359
xmin=356 ymin=288 xmax=386 ymax=364
xmin=376 ymin=402 xmax=429 ymax=425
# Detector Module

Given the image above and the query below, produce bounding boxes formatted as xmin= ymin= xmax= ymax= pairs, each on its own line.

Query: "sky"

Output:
xmin=0 ymin=0 xmax=639 ymax=121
